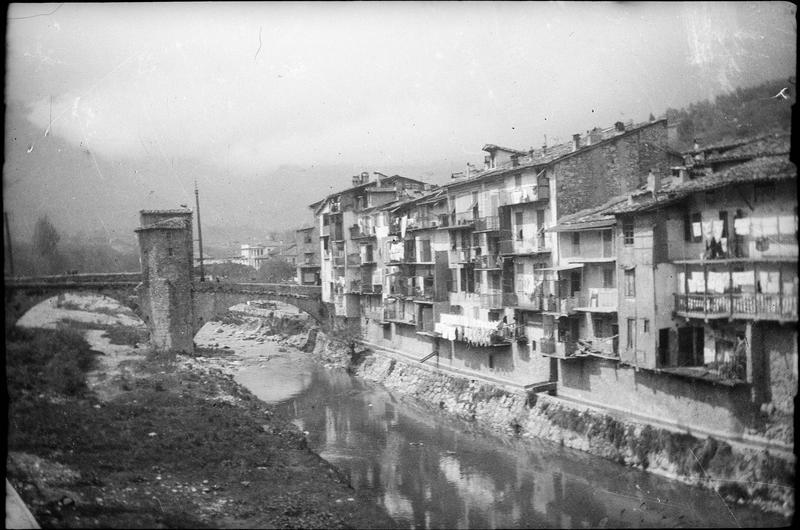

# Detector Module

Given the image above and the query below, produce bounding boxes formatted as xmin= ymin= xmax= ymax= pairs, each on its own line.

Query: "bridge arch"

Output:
xmin=192 ymin=284 xmax=330 ymax=334
xmin=5 ymin=283 xmax=145 ymax=330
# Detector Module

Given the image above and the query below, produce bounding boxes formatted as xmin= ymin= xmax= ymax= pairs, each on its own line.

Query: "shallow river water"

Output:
xmin=234 ymin=345 xmax=787 ymax=529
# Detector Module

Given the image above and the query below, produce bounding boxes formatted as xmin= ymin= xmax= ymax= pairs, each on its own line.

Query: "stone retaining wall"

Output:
xmin=310 ymin=330 xmax=794 ymax=517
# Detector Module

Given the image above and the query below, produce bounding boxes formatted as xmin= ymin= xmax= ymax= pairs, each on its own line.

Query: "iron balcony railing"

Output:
xmin=474 ymin=254 xmax=503 ymax=270
xmin=498 ymin=238 xmax=550 ymax=255
xmin=383 ymin=306 xmax=416 ymax=325
xmin=674 ymin=293 xmax=798 ymax=321
xmin=575 ymin=288 xmax=618 ymax=310
xmin=474 ymin=216 xmax=501 ymax=232
xmin=499 ymin=185 xmax=550 ymax=206
xmin=540 ymin=338 xmax=577 ymax=358
xmin=503 ymin=292 xmax=543 ymax=311
xmin=543 ymin=296 xmax=578 ymax=314
xmin=480 ymin=291 xmax=504 ymax=308
xmin=449 ymin=247 xmax=477 ymax=264
xmin=350 ymin=225 xmax=375 ymax=239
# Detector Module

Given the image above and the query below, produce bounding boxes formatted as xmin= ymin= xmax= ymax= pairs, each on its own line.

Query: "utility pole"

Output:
xmin=194 ymin=182 xmax=205 ymax=282
xmin=4 ymin=211 xmax=14 ymax=277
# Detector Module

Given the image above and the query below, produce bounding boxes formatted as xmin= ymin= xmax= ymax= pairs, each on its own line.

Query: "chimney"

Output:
xmin=588 ymin=127 xmax=601 ymax=146
xmin=352 ymin=175 xmax=361 ymax=187
xmin=646 ymin=169 xmax=661 ymax=194
xmin=572 ymin=133 xmax=581 ymax=152
xmin=510 ymin=154 xmax=519 ymax=167
xmin=361 ymin=171 xmax=370 ymax=184
xmin=614 ymin=121 xmax=625 ymax=132
xmin=693 ymin=138 xmax=700 ymax=151
xmin=484 ymin=155 xmax=491 ymax=171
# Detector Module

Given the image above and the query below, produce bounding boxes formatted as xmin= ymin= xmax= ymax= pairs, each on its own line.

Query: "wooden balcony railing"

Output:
xmin=674 ymin=293 xmax=798 ymax=321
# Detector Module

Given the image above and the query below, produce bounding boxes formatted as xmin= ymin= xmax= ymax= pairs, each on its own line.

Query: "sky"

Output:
xmin=3 ymin=2 xmax=797 ymax=243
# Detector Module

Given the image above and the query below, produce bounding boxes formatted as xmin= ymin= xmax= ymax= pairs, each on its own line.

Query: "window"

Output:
xmin=489 ymin=354 xmax=495 ymax=369
xmin=515 ymin=212 xmax=524 ymax=240
xmin=167 ymin=247 xmax=174 ymax=256
xmin=624 ymin=268 xmax=635 ymax=297
xmin=603 ymin=267 xmax=615 ymax=288
xmin=514 ymin=174 xmax=522 ymax=188
xmin=626 ymin=318 xmax=636 ymax=350
xmin=383 ymin=325 xmax=392 ymax=340
xmin=572 ymin=232 xmax=580 ymax=254
xmin=623 ymin=219 xmax=634 ymax=246
xmin=643 ymin=319 xmax=650 ymax=333
xmin=515 ymin=262 xmax=525 ymax=274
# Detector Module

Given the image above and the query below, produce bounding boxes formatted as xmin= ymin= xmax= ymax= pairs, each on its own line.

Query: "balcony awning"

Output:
xmin=547 ymin=218 xmax=616 ymax=232
xmin=539 ymin=264 xmax=584 ymax=272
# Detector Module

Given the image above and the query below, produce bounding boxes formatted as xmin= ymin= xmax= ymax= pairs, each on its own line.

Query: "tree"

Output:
xmin=32 ymin=215 xmax=63 ymax=275
xmin=257 ymin=257 xmax=295 ymax=283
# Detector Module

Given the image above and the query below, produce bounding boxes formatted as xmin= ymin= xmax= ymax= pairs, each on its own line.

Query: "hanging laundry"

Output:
xmin=400 ymin=216 xmax=408 ymax=238
xmin=751 ymin=218 xmax=763 ymax=238
xmin=732 ymin=271 xmax=754 ymax=288
xmin=712 ymin=220 xmax=724 ymax=241
xmin=777 ymin=215 xmax=795 ymax=235
xmin=702 ymin=221 xmax=713 ymax=241
xmin=733 ymin=217 xmax=750 ymax=236
xmin=692 ymin=221 xmax=703 ymax=238
xmin=761 ymin=216 xmax=779 ymax=236
xmin=720 ymin=237 xmax=728 ymax=253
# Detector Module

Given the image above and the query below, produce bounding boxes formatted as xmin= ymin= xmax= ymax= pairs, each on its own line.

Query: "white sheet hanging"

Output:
xmin=733 ymin=217 xmax=750 ymax=236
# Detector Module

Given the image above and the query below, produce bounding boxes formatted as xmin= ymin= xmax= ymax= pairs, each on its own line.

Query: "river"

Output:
xmin=233 ymin=340 xmax=788 ymax=528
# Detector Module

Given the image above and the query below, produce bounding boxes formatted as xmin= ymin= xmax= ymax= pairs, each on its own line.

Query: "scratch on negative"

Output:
xmin=254 ymin=27 xmax=262 ymax=60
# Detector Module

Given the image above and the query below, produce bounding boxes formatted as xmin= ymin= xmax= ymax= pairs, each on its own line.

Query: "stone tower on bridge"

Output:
xmin=135 ymin=209 xmax=195 ymax=353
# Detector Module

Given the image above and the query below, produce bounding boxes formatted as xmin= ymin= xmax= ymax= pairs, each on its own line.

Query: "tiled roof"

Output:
xmin=136 ymin=217 xmax=190 ymax=231
xmin=688 ymin=132 xmax=791 ymax=165
xmin=608 ymin=155 xmax=796 ymax=215
xmin=548 ymin=195 xmax=628 ymax=232
xmin=448 ymin=119 xmax=666 ymax=190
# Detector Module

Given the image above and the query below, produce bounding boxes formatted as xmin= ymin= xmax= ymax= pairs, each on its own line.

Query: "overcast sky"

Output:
xmin=4 ymin=1 xmax=796 ymax=240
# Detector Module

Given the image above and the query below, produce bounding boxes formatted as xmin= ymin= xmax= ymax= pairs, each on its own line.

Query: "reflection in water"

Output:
xmin=240 ymin=355 xmax=787 ymax=529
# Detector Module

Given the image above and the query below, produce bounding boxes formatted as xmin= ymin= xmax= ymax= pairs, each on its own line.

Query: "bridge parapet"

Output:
xmin=6 ymin=272 xmax=142 ymax=286
xmin=193 ymin=282 xmax=321 ymax=299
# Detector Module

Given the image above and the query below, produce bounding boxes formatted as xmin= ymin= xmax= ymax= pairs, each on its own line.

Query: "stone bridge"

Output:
xmin=6 ymin=210 xmax=328 ymax=354
xmin=5 ymin=273 xmax=326 ymax=352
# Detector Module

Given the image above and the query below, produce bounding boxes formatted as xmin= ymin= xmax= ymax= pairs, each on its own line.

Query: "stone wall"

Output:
xmin=553 ymin=120 xmax=671 ymax=218
xmin=310 ymin=335 xmax=794 ymax=516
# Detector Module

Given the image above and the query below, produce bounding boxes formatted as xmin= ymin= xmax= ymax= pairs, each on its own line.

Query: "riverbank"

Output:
xmin=306 ymin=327 xmax=795 ymax=519
xmin=6 ymin=297 xmax=396 ymax=529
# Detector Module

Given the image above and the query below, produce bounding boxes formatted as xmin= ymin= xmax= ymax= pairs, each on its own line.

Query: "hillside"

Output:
xmin=665 ymin=77 xmax=793 ymax=151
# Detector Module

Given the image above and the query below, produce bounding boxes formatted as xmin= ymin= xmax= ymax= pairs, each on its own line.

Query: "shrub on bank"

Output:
xmin=6 ymin=326 xmax=99 ymax=397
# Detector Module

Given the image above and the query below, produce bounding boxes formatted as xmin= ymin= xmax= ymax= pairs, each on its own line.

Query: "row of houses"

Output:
xmin=297 ymin=120 xmax=796 ymax=444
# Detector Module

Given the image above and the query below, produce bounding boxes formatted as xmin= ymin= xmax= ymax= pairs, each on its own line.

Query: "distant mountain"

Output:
xmin=3 ymin=99 xmax=461 ymax=245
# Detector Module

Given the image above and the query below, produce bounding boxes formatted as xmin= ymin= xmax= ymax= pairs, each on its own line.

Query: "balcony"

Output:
xmin=574 ymin=288 xmax=618 ymax=312
xmin=474 ymin=254 xmax=503 ymax=270
xmin=674 ymin=293 xmax=798 ymax=321
xmin=407 ymin=216 xmax=441 ymax=231
xmin=332 ymin=252 xmax=346 ymax=267
xmin=474 ymin=216 xmax=501 ymax=232
xmin=442 ymin=211 xmax=476 ymax=230
xmin=503 ymin=292 xmax=543 ymax=311
xmin=480 ymin=291 xmax=503 ymax=308
xmin=499 ymin=238 xmax=550 ymax=256
xmin=499 ymin=185 xmax=550 ymax=207
xmin=383 ymin=306 xmax=416 ymax=325
xmin=436 ymin=313 xmax=513 ymax=346
xmin=542 ymin=296 xmax=578 ymax=315
xmin=350 ymin=225 xmax=375 ymax=240
xmin=449 ymin=247 xmax=477 ymax=264
xmin=540 ymin=338 xmax=578 ymax=358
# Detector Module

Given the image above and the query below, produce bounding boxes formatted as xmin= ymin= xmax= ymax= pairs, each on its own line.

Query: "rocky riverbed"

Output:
xmin=6 ymin=295 xmax=395 ymax=529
